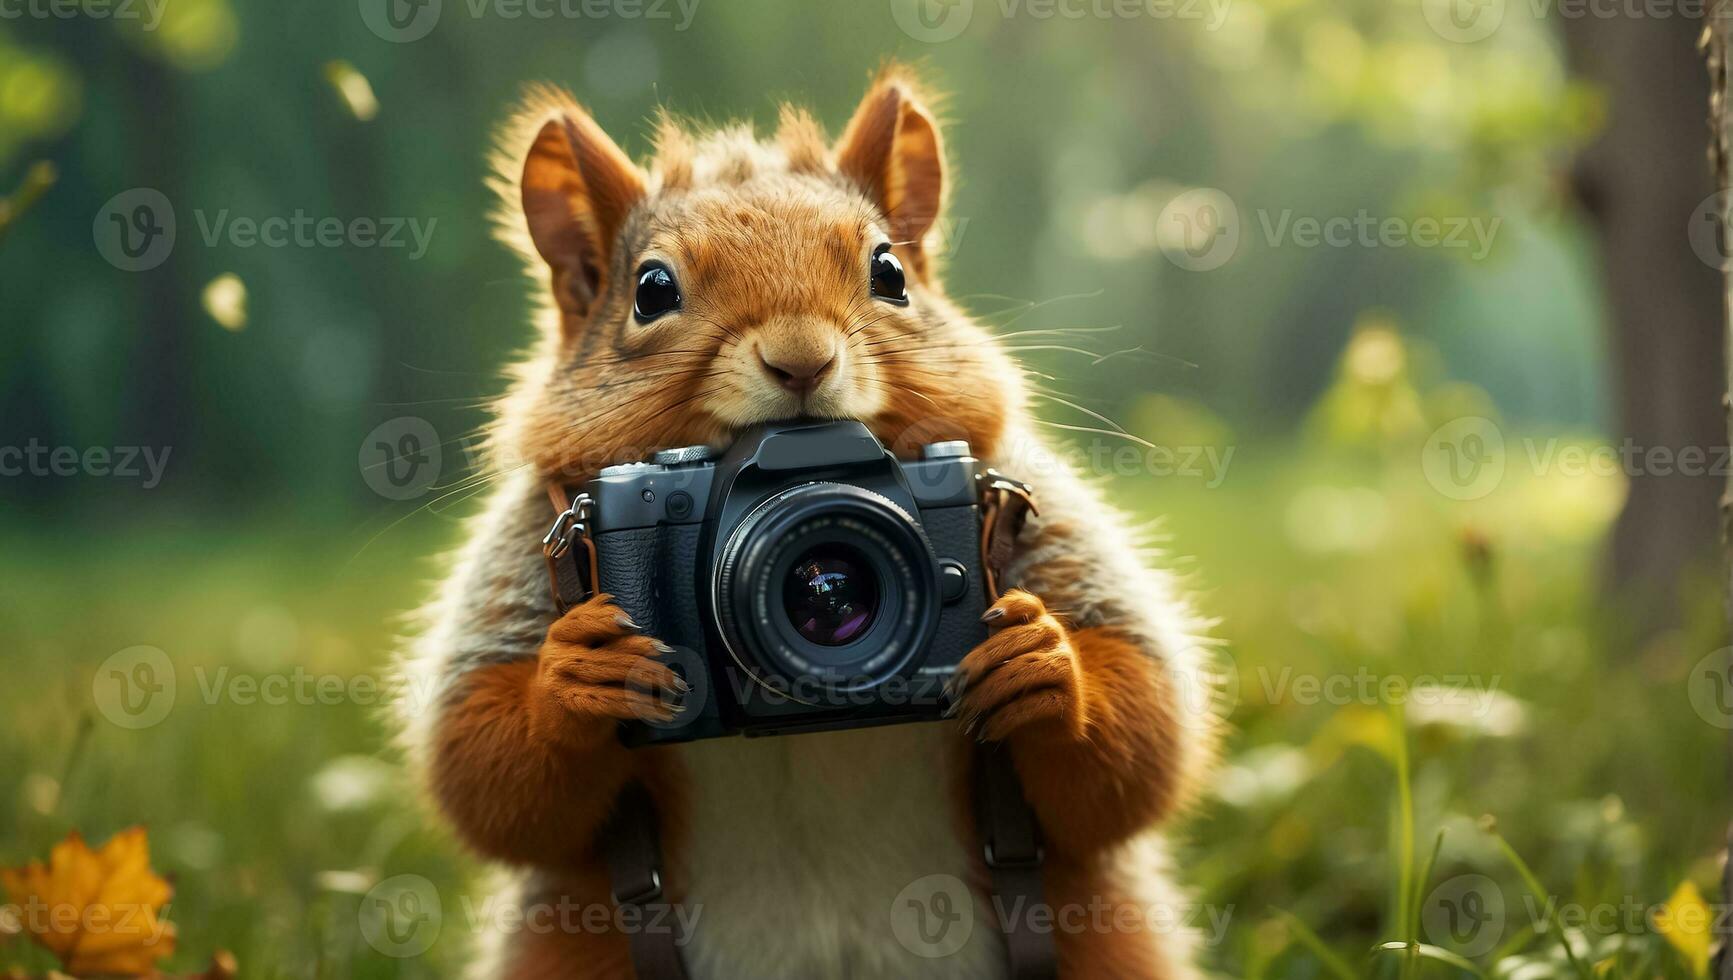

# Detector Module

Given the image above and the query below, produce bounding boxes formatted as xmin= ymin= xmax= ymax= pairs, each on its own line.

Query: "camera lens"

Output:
xmin=784 ymin=545 xmax=879 ymax=646
xmin=711 ymin=482 xmax=940 ymax=694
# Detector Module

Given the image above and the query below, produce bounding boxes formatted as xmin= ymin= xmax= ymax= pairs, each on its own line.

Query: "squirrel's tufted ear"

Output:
xmin=834 ymin=67 xmax=945 ymax=276
xmin=521 ymin=107 xmax=646 ymax=322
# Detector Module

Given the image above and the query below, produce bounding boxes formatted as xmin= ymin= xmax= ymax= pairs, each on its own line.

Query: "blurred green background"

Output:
xmin=1 ymin=0 xmax=1728 ymax=977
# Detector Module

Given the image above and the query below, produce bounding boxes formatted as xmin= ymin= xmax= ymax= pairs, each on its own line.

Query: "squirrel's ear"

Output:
xmin=835 ymin=70 xmax=945 ymax=272
xmin=521 ymin=109 xmax=646 ymax=321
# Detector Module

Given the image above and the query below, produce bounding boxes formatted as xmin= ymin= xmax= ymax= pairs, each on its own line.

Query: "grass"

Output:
xmin=1145 ymin=426 xmax=1727 ymax=978
xmin=0 ymin=415 xmax=1726 ymax=977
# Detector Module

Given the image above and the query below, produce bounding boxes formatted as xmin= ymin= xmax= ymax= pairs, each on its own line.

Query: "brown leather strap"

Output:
xmin=543 ymin=483 xmax=598 ymax=614
xmin=598 ymin=783 xmax=690 ymax=980
xmin=980 ymin=471 xmax=1039 ymax=600
xmin=977 ymin=743 xmax=1060 ymax=980
xmin=972 ymin=477 xmax=1057 ymax=980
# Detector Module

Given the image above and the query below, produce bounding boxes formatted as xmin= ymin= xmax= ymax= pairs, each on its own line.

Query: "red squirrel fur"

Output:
xmin=398 ymin=64 xmax=1219 ymax=979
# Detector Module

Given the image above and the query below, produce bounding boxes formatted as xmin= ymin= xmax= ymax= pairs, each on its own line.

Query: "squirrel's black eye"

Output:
xmin=869 ymin=245 xmax=908 ymax=305
xmin=633 ymin=262 xmax=681 ymax=322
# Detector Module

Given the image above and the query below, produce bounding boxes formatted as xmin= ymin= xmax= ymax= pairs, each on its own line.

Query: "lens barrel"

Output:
xmin=711 ymin=483 xmax=939 ymax=694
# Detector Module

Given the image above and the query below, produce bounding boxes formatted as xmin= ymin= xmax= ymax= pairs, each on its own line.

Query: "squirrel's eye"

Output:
xmin=633 ymin=262 xmax=682 ymax=323
xmin=869 ymin=245 xmax=908 ymax=305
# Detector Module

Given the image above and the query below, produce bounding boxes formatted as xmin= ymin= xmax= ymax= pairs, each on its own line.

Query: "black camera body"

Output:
xmin=585 ymin=420 xmax=990 ymax=744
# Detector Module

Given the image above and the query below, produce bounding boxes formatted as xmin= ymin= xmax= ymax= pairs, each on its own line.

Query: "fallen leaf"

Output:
xmin=1 ymin=827 xmax=177 ymax=976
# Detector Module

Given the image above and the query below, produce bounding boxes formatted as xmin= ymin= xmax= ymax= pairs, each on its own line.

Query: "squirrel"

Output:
xmin=397 ymin=63 xmax=1219 ymax=980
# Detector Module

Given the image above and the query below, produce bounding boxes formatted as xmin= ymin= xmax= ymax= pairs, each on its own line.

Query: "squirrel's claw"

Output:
xmin=949 ymin=590 xmax=1085 ymax=742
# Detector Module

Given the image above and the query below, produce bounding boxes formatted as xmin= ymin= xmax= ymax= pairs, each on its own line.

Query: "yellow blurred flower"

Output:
xmin=323 ymin=61 xmax=379 ymax=123
xmin=1 ymin=827 xmax=176 ymax=977
xmin=1652 ymin=879 xmax=1711 ymax=978
xmin=200 ymin=274 xmax=248 ymax=332
xmin=1307 ymin=315 xmax=1427 ymax=448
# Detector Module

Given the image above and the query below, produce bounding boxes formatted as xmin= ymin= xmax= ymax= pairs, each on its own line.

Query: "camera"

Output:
xmin=581 ymin=420 xmax=992 ymax=744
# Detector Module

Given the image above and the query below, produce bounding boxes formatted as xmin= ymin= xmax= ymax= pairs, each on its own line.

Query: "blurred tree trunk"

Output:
xmin=1562 ymin=12 xmax=1723 ymax=627
xmin=1701 ymin=8 xmax=1732 ymax=977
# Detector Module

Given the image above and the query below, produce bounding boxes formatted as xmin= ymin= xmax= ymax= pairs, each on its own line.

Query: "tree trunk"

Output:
xmin=1563 ymin=11 xmax=1724 ymax=628
xmin=1700 ymin=8 xmax=1733 ymax=977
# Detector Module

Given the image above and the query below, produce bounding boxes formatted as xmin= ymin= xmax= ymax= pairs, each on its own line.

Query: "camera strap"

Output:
xmin=543 ymin=484 xmax=598 ymax=614
xmin=542 ymin=472 xmax=1056 ymax=980
xmin=974 ymin=470 xmax=1060 ymax=980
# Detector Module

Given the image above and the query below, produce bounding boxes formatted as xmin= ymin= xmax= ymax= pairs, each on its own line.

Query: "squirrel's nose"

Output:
xmin=759 ymin=350 xmax=836 ymax=395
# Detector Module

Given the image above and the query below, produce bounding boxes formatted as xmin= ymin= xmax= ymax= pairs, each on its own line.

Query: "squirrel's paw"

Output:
xmin=533 ymin=594 xmax=688 ymax=730
xmin=947 ymin=590 xmax=1085 ymax=742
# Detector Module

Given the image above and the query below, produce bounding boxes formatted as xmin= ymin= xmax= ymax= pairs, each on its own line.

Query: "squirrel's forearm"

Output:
xmin=1008 ymin=625 xmax=1195 ymax=856
xmin=987 ymin=430 xmax=1217 ymax=856
xmin=430 ymin=657 xmax=635 ymax=868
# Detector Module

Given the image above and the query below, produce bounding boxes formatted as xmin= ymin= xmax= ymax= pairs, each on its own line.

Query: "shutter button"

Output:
xmin=666 ymin=491 xmax=695 ymax=520
xmin=939 ymin=560 xmax=969 ymax=603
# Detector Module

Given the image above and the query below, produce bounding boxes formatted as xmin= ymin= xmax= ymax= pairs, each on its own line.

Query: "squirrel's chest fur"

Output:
xmin=674 ymin=724 xmax=1004 ymax=980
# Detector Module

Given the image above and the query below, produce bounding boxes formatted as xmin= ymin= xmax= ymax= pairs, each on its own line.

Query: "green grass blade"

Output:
xmin=1482 ymin=819 xmax=1592 ymax=980
xmin=1410 ymin=828 xmax=1447 ymax=949
xmin=1374 ymin=941 xmax=1490 ymax=978
xmin=1392 ymin=702 xmax=1417 ymax=980
xmin=1271 ymin=908 xmax=1360 ymax=980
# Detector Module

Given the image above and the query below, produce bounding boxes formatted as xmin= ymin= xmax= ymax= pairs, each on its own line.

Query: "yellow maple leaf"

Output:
xmin=1652 ymin=879 xmax=1711 ymax=978
xmin=0 ymin=827 xmax=177 ymax=977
